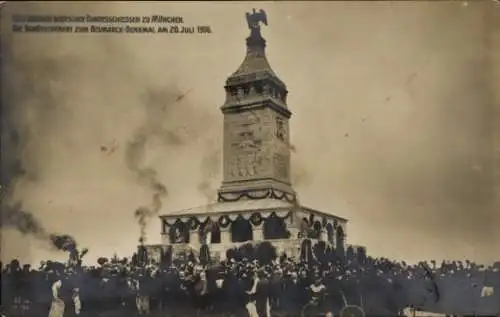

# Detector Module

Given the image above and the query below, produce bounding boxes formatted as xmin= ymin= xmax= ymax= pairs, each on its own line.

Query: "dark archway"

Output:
xmin=326 ymin=223 xmax=334 ymax=244
xmin=231 ymin=217 xmax=253 ymax=242
xmin=336 ymin=226 xmax=345 ymax=252
xmin=263 ymin=214 xmax=290 ymax=240
xmin=312 ymin=220 xmax=322 ymax=239
xmin=211 ymin=224 xmax=221 ymax=244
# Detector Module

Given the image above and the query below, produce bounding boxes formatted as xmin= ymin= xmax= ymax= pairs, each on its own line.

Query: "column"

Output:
xmin=219 ymin=229 xmax=231 ymax=261
xmin=288 ymin=227 xmax=299 ymax=240
xmin=253 ymin=223 xmax=264 ymax=242
xmin=286 ymin=214 xmax=300 ymax=240
xmin=221 ymin=228 xmax=231 ymax=245
xmin=320 ymin=229 xmax=328 ymax=242
xmin=189 ymin=229 xmax=199 ymax=248
xmin=332 ymin=227 xmax=337 ymax=248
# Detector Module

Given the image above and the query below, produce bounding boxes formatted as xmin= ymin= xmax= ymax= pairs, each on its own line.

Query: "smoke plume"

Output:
xmin=0 ymin=25 xmax=85 ymax=258
xmin=0 ymin=201 xmax=82 ymax=255
xmin=125 ymin=87 xmax=203 ymax=244
xmin=125 ymin=129 xmax=168 ymax=245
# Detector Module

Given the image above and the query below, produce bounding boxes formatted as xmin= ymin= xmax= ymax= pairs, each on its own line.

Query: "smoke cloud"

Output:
xmin=0 ymin=201 xmax=82 ymax=256
xmin=125 ymin=88 xmax=193 ymax=244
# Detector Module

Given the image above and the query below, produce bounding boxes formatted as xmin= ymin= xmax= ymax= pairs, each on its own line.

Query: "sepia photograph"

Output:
xmin=1 ymin=1 xmax=499 ymax=316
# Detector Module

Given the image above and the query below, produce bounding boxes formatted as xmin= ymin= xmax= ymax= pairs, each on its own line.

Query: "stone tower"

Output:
xmin=148 ymin=11 xmax=352 ymax=263
xmin=217 ymin=10 xmax=296 ymax=204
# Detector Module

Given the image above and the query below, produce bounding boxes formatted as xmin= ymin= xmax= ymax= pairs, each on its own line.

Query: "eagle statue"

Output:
xmin=246 ymin=8 xmax=268 ymax=30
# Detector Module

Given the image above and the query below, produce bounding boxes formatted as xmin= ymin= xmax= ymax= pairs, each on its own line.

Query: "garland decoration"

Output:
xmin=218 ymin=188 xmax=297 ymax=203
xmin=250 ymin=213 xmax=263 ymax=226
xmin=219 ymin=215 xmax=230 ymax=228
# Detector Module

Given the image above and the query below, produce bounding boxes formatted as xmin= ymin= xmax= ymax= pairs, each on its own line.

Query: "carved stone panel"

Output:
xmin=224 ymin=109 xmax=272 ymax=182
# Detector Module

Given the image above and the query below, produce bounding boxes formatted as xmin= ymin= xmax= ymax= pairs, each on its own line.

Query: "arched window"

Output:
xmin=231 ymin=217 xmax=253 ymax=242
xmin=263 ymin=214 xmax=290 ymax=240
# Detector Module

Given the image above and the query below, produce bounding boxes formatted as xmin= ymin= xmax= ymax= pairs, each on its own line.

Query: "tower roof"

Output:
xmin=227 ymin=9 xmax=285 ymax=88
xmin=230 ymin=31 xmax=276 ymax=78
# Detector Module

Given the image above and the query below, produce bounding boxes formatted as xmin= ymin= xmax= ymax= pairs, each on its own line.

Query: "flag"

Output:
xmin=481 ymin=286 xmax=494 ymax=297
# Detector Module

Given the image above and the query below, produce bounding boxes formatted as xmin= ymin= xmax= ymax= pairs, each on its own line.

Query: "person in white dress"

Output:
xmin=48 ymin=276 xmax=64 ymax=317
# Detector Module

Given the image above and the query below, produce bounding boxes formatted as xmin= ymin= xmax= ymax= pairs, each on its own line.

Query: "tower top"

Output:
xmin=227 ymin=9 xmax=285 ymax=88
xmin=245 ymin=8 xmax=268 ymax=48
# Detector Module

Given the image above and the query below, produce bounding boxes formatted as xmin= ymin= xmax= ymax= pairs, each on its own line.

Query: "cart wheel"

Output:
xmin=301 ymin=303 xmax=314 ymax=317
xmin=340 ymin=305 xmax=364 ymax=317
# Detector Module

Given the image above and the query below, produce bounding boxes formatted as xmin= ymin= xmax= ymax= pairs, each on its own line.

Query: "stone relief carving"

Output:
xmin=227 ymin=111 xmax=265 ymax=179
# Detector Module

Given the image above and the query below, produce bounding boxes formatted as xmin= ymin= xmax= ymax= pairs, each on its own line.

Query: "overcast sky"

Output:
xmin=1 ymin=1 xmax=499 ymax=265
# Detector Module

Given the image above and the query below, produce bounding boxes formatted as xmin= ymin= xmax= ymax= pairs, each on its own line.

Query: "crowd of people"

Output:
xmin=1 ymin=240 xmax=499 ymax=317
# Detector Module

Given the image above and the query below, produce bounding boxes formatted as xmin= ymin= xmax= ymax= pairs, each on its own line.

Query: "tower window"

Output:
xmin=229 ymin=87 xmax=238 ymax=97
xmin=276 ymin=117 xmax=285 ymax=141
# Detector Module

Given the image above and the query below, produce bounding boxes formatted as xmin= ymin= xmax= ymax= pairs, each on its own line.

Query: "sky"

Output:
xmin=1 ymin=1 xmax=499 ymax=266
